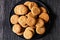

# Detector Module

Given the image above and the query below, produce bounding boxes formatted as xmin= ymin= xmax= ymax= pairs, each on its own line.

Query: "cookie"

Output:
xmin=36 ymin=26 xmax=45 ymax=34
xmin=25 ymin=27 xmax=34 ymax=33
xmin=40 ymin=7 xmax=47 ymax=13
xmin=31 ymin=6 xmax=40 ymax=16
xmin=36 ymin=18 xmax=44 ymax=28
xmin=12 ymin=24 xmax=21 ymax=33
xmin=10 ymin=15 xmax=19 ymax=24
xmin=26 ymin=12 xmax=35 ymax=17
xmin=14 ymin=4 xmax=28 ymax=15
xmin=18 ymin=16 xmax=28 ymax=28
xmin=39 ymin=12 xmax=49 ymax=22
xmin=24 ymin=1 xmax=38 ymax=10
xmin=27 ymin=16 xmax=36 ymax=26
xmin=29 ymin=2 xmax=38 ymax=10
xmin=24 ymin=1 xmax=31 ymax=7
xmin=23 ymin=29 xmax=33 ymax=39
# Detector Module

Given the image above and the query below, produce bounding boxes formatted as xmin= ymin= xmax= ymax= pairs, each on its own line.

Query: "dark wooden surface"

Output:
xmin=0 ymin=0 xmax=60 ymax=40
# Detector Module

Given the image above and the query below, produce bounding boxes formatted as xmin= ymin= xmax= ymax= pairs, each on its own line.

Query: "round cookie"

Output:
xmin=40 ymin=7 xmax=47 ymax=13
xmin=23 ymin=29 xmax=33 ymax=39
xmin=27 ymin=16 xmax=36 ymax=26
xmin=25 ymin=27 xmax=34 ymax=33
xmin=18 ymin=16 xmax=28 ymax=28
xmin=36 ymin=18 xmax=44 ymax=28
xmin=14 ymin=4 xmax=28 ymax=15
xmin=39 ymin=12 xmax=49 ymax=22
xmin=10 ymin=15 xmax=19 ymax=24
xmin=36 ymin=26 xmax=45 ymax=34
xmin=26 ymin=12 xmax=35 ymax=17
xmin=12 ymin=24 xmax=21 ymax=33
xmin=24 ymin=1 xmax=38 ymax=10
xmin=31 ymin=6 xmax=40 ymax=16
xmin=24 ymin=1 xmax=31 ymax=7
xmin=29 ymin=2 xmax=38 ymax=10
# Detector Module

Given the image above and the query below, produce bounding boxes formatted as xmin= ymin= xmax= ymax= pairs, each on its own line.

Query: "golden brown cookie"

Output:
xmin=18 ymin=16 xmax=28 ymax=28
xmin=14 ymin=4 xmax=28 ymax=15
xmin=24 ymin=1 xmax=31 ymax=7
xmin=40 ymin=7 xmax=47 ymax=13
xmin=23 ymin=29 xmax=33 ymax=39
xmin=10 ymin=15 xmax=19 ymax=24
xmin=39 ymin=12 xmax=49 ymax=22
xmin=36 ymin=18 xmax=44 ymax=28
xmin=12 ymin=24 xmax=21 ymax=33
xmin=24 ymin=1 xmax=38 ymax=10
xmin=27 ymin=16 xmax=36 ymax=26
xmin=31 ymin=6 xmax=40 ymax=16
xmin=36 ymin=26 xmax=45 ymax=34
xmin=26 ymin=12 xmax=35 ymax=17
xmin=25 ymin=27 xmax=34 ymax=33
xmin=29 ymin=2 xmax=38 ymax=10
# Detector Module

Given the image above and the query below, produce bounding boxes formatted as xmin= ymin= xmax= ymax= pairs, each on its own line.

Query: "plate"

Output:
xmin=9 ymin=0 xmax=52 ymax=39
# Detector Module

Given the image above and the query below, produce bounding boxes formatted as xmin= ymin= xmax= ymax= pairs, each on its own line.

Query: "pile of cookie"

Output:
xmin=10 ymin=1 xmax=49 ymax=39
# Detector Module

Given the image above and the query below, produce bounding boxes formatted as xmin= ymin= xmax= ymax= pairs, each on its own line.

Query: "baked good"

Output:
xmin=24 ymin=1 xmax=38 ymax=10
xmin=25 ymin=27 xmax=34 ymax=33
xmin=27 ymin=16 xmax=36 ymax=26
xmin=28 ymin=2 xmax=38 ymax=10
xmin=24 ymin=1 xmax=31 ymax=7
xmin=36 ymin=18 xmax=44 ymax=28
xmin=26 ymin=12 xmax=35 ymax=17
xmin=18 ymin=16 xmax=28 ymax=28
xmin=10 ymin=15 xmax=19 ymax=24
xmin=31 ymin=6 xmax=40 ymax=16
xmin=40 ymin=7 xmax=47 ymax=13
xmin=23 ymin=30 xmax=33 ymax=39
xmin=14 ymin=4 xmax=28 ymax=15
xmin=36 ymin=26 xmax=45 ymax=34
xmin=12 ymin=24 xmax=21 ymax=33
xmin=39 ymin=12 xmax=49 ymax=22
xmin=23 ymin=27 xmax=34 ymax=39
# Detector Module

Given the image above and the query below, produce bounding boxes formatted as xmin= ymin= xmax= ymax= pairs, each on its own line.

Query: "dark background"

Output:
xmin=0 ymin=0 xmax=60 ymax=40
